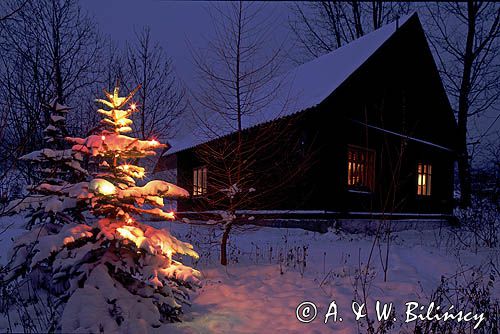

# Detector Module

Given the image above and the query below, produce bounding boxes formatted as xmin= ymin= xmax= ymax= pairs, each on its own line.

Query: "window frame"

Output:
xmin=192 ymin=166 xmax=208 ymax=197
xmin=416 ymin=162 xmax=432 ymax=197
xmin=347 ymin=144 xmax=376 ymax=192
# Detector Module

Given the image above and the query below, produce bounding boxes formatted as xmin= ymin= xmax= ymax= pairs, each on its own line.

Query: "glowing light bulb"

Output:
xmin=130 ymin=103 xmax=137 ymax=111
xmin=101 ymin=135 xmax=106 ymax=141
xmin=99 ymin=182 xmax=115 ymax=195
xmin=90 ymin=179 xmax=116 ymax=196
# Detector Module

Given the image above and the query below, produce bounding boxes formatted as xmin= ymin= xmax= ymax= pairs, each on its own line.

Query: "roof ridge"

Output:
xmin=288 ymin=12 xmax=416 ymax=74
xmin=165 ymin=13 xmax=419 ymax=156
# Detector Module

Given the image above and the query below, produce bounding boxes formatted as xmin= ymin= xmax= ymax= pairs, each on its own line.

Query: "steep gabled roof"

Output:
xmin=166 ymin=13 xmax=416 ymax=156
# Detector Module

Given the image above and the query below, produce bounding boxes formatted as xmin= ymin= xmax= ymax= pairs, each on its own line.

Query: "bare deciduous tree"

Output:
xmin=189 ymin=1 xmax=315 ymax=266
xmin=289 ymin=1 xmax=412 ymax=61
xmin=0 ymin=0 xmax=29 ymax=23
xmin=123 ymin=27 xmax=186 ymax=142
xmin=424 ymin=1 xmax=500 ymax=207
xmin=0 ymin=0 xmax=102 ymax=192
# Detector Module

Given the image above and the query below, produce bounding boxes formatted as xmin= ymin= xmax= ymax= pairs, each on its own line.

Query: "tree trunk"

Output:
xmin=220 ymin=1 xmax=242 ymax=268
xmin=52 ymin=0 xmax=64 ymax=104
xmin=457 ymin=134 xmax=472 ymax=207
xmin=351 ymin=1 xmax=364 ymax=38
xmin=220 ymin=222 xmax=233 ymax=266
xmin=457 ymin=0 xmax=476 ymax=208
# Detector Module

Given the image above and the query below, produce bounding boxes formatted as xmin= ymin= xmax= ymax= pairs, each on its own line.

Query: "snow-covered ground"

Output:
xmin=1 ymin=214 xmax=498 ymax=333
xmin=160 ymin=220 xmax=499 ymax=333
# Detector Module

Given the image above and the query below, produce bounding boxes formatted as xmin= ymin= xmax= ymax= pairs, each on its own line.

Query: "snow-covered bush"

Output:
xmin=454 ymin=196 xmax=499 ymax=251
xmin=414 ymin=266 xmax=499 ymax=334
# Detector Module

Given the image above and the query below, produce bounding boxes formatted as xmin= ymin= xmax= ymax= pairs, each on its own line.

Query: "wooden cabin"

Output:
xmin=154 ymin=13 xmax=458 ymax=222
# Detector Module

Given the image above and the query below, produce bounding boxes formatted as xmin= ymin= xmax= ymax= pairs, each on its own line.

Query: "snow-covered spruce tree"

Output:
xmin=4 ymin=86 xmax=200 ymax=332
xmin=1 ymin=99 xmax=89 ymax=332
xmin=64 ymin=85 xmax=199 ymax=330
xmin=8 ymin=98 xmax=88 ymax=227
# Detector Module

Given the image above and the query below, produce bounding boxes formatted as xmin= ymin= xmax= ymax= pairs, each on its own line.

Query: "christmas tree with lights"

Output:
xmin=6 ymin=85 xmax=200 ymax=332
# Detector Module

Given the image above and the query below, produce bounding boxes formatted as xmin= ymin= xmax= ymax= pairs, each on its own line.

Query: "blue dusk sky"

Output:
xmin=81 ymin=1 xmax=291 ymax=86
xmin=80 ymin=1 xmax=499 ymax=154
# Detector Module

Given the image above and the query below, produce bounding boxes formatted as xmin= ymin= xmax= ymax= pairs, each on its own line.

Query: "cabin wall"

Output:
xmin=175 ymin=112 xmax=454 ymax=215
xmin=174 ymin=114 xmax=324 ymax=212
xmin=171 ymin=16 xmax=456 ymax=215
xmin=312 ymin=15 xmax=456 ymax=214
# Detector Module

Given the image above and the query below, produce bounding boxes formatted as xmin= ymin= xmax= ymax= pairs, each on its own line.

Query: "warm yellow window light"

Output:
xmin=193 ymin=166 xmax=208 ymax=196
xmin=417 ymin=162 xmax=432 ymax=196
xmin=347 ymin=145 xmax=375 ymax=191
xmin=418 ymin=175 xmax=426 ymax=186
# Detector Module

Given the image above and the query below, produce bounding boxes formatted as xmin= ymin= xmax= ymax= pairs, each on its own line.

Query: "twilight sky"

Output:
xmin=81 ymin=0 xmax=292 ymax=87
xmin=80 ymin=1 xmax=499 ymax=156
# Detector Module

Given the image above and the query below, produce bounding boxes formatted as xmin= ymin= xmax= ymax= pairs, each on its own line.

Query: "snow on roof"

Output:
xmin=166 ymin=13 xmax=416 ymax=156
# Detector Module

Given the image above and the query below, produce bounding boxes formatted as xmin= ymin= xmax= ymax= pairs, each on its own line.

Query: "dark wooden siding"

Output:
xmin=166 ymin=15 xmax=457 ymax=215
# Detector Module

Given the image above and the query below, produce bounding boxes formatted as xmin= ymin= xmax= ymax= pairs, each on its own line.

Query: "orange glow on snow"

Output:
xmin=118 ymin=164 xmax=145 ymax=178
xmin=116 ymin=226 xmax=145 ymax=248
xmin=116 ymin=225 xmax=175 ymax=259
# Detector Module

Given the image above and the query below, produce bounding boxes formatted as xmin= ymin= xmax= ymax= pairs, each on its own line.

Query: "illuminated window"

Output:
xmin=347 ymin=145 xmax=375 ymax=191
xmin=417 ymin=162 xmax=432 ymax=196
xmin=193 ymin=166 xmax=207 ymax=196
